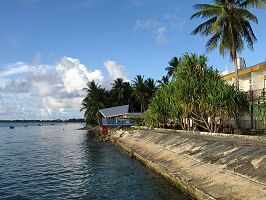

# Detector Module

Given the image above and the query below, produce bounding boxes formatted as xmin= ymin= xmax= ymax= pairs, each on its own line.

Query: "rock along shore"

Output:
xmin=94 ymin=127 xmax=266 ymax=200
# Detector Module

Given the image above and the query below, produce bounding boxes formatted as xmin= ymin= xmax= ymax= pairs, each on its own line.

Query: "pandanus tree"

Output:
xmin=144 ymin=53 xmax=249 ymax=132
xmin=190 ymin=0 xmax=265 ymax=89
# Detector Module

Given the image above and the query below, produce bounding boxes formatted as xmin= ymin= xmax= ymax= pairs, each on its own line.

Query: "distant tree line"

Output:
xmin=0 ymin=119 xmax=85 ymax=123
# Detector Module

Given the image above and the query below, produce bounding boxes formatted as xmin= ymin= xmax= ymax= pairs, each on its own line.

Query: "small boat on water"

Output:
xmin=9 ymin=126 xmax=15 ymax=129
xmin=24 ymin=125 xmax=28 ymax=127
xmin=51 ymin=124 xmax=55 ymax=125
xmin=38 ymin=124 xmax=41 ymax=126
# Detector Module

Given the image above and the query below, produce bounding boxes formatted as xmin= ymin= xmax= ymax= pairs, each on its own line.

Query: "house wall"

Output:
xmin=239 ymin=75 xmax=251 ymax=91
xmin=223 ymin=64 xmax=266 ymax=92
xmin=222 ymin=64 xmax=265 ymax=129
xmin=252 ymin=67 xmax=266 ymax=91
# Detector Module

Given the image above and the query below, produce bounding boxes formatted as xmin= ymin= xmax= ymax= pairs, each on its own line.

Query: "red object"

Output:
xmin=99 ymin=125 xmax=132 ymax=135
xmin=102 ymin=125 xmax=109 ymax=135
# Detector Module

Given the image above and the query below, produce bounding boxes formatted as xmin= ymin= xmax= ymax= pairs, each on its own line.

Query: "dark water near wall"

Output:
xmin=0 ymin=123 xmax=190 ymax=199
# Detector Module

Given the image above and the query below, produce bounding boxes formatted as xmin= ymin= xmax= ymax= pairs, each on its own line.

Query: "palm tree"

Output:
xmin=190 ymin=0 xmax=265 ymax=89
xmin=111 ymin=78 xmax=133 ymax=106
xmin=145 ymin=78 xmax=156 ymax=98
xmin=165 ymin=57 xmax=180 ymax=77
xmin=123 ymin=81 xmax=134 ymax=107
xmin=157 ymin=75 xmax=169 ymax=88
xmin=132 ymin=75 xmax=148 ymax=113
xmin=111 ymin=78 xmax=125 ymax=105
xmin=81 ymin=81 xmax=108 ymax=125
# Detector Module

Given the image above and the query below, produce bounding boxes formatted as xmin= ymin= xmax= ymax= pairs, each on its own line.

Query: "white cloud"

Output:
xmin=0 ymin=78 xmax=31 ymax=93
xmin=0 ymin=62 xmax=31 ymax=77
xmin=135 ymin=19 xmax=160 ymax=29
xmin=164 ymin=13 xmax=177 ymax=20
xmin=104 ymin=60 xmax=131 ymax=86
xmin=43 ymin=96 xmax=83 ymax=109
xmin=154 ymin=26 xmax=168 ymax=44
xmin=32 ymin=81 xmax=53 ymax=96
xmin=40 ymin=107 xmax=52 ymax=118
xmin=0 ymin=97 xmax=8 ymax=115
xmin=0 ymin=57 xmax=130 ymax=119
xmin=135 ymin=12 xmax=185 ymax=45
xmin=0 ymin=106 xmax=8 ymax=115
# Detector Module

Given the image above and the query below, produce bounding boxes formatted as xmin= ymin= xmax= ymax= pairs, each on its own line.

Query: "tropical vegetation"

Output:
xmin=81 ymin=1 xmax=264 ymax=133
xmin=144 ymin=53 xmax=249 ymax=133
xmin=190 ymin=0 xmax=265 ymax=89
xmin=81 ymin=77 xmax=157 ymax=125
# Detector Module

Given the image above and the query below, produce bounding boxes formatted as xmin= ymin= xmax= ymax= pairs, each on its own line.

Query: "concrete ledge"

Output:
xmin=115 ymin=140 xmax=215 ymax=200
xmin=111 ymin=129 xmax=266 ymax=200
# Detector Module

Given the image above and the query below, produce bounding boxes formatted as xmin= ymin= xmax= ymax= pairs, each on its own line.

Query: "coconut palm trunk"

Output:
xmin=231 ymin=50 xmax=239 ymax=90
xmin=234 ymin=58 xmax=239 ymax=90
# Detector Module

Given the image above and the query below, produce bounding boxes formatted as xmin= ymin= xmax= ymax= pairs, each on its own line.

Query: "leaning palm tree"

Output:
xmin=81 ymin=80 xmax=108 ymax=125
xmin=191 ymin=0 xmax=265 ymax=89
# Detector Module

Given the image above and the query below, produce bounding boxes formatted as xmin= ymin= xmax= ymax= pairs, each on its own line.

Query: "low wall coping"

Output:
xmin=135 ymin=126 xmax=266 ymax=143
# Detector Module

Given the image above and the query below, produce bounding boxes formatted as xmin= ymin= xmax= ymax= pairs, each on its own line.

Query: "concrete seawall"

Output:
xmin=108 ymin=129 xmax=266 ymax=200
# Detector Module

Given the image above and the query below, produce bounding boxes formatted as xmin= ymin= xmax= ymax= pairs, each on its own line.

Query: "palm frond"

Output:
xmin=190 ymin=8 xmax=222 ymax=20
xmin=206 ymin=31 xmax=223 ymax=52
xmin=206 ymin=16 xmax=225 ymax=35
xmin=240 ymin=19 xmax=257 ymax=49
xmin=191 ymin=17 xmax=217 ymax=35
xmin=235 ymin=8 xmax=258 ymax=23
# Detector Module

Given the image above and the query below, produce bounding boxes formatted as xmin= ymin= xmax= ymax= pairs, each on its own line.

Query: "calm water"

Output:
xmin=0 ymin=123 xmax=190 ymax=199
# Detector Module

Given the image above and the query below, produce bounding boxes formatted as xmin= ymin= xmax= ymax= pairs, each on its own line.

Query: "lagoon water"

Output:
xmin=0 ymin=123 xmax=189 ymax=199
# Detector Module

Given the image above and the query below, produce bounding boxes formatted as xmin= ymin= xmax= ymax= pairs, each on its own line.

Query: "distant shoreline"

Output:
xmin=0 ymin=119 xmax=85 ymax=123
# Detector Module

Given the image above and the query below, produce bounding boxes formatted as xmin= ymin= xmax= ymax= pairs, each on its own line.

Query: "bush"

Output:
xmin=133 ymin=116 xmax=144 ymax=126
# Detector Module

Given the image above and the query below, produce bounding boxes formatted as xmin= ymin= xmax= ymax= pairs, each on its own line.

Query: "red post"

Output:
xmin=102 ymin=125 xmax=109 ymax=135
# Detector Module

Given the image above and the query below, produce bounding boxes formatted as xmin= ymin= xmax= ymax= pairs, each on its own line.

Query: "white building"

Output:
xmin=222 ymin=59 xmax=266 ymax=129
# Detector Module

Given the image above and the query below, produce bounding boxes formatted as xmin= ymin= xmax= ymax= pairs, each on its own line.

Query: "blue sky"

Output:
xmin=0 ymin=0 xmax=265 ymax=120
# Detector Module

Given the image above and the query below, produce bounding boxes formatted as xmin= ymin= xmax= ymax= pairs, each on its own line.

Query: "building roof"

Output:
xmin=99 ymin=105 xmax=129 ymax=118
xmin=124 ymin=113 xmax=142 ymax=117
xmin=222 ymin=61 xmax=266 ymax=80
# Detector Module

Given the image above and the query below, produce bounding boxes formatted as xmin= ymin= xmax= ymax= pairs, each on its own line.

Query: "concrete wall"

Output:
xmin=110 ymin=129 xmax=266 ymax=200
xmin=239 ymin=75 xmax=250 ymax=91
xmin=252 ymin=67 xmax=266 ymax=90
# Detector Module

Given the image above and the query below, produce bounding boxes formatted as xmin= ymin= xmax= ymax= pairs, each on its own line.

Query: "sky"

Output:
xmin=0 ymin=0 xmax=265 ymax=120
